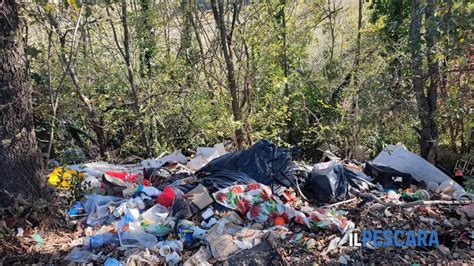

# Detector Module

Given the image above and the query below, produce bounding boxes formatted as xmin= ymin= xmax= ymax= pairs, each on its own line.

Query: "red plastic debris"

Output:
xmin=274 ymin=216 xmax=286 ymax=225
xmin=156 ymin=186 xmax=175 ymax=207
xmin=282 ymin=190 xmax=296 ymax=202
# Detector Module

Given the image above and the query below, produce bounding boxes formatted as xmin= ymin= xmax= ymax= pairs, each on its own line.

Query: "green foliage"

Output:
xmin=68 ymin=169 xmax=92 ymax=206
xmin=24 ymin=0 xmax=472 ymax=163
xmin=465 ymin=178 xmax=474 ymax=195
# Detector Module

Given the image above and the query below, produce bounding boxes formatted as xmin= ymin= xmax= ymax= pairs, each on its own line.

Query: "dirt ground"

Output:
xmin=1 ymin=190 xmax=473 ymax=265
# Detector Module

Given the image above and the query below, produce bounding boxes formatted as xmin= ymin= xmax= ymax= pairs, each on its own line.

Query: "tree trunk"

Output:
xmin=327 ymin=0 xmax=336 ymax=71
xmin=121 ymin=0 xmax=152 ymax=157
xmin=0 ymin=0 xmax=44 ymax=198
xmin=210 ymin=0 xmax=244 ymax=150
xmin=409 ymin=0 xmax=439 ymax=163
xmin=178 ymin=0 xmax=194 ymax=91
xmin=350 ymin=0 xmax=363 ymax=156
xmin=139 ymin=0 xmax=154 ymax=77
xmin=275 ymin=0 xmax=294 ymax=144
xmin=179 ymin=0 xmax=193 ymax=60
xmin=423 ymin=0 xmax=440 ymax=162
xmin=469 ymin=128 xmax=474 ymax=153
xmin=388 ymin=0 xmax=404 ymax=99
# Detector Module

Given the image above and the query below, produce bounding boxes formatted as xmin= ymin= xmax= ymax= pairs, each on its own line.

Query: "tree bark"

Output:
xmin=179 ymin=0 xmax=193 ymax=60
xmin=350 ymin=0 xmax=363 ymax=158
xmin=275 ymin=0 xmax=294 ymax=144
xmin=388 ymin=0 xmax=404 ymax=99
xmin=409 ymin=0 xmax=439 ymax=163
xmin=210 ymin=0 xmax=244 ymax=150
xmin=423 ymin=0 xmax=440 ymax=162
xmin=0 ymin=0 xmax=44 ymax=198
xmin=120 ymin=0 xmax=152 ymax=157
xmin=178 ymin=0 xmax=194 ymax=92
xmin=139 ymin=0 xmax=154 ymax=77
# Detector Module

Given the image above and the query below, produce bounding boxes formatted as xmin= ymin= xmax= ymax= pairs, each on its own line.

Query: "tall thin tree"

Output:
xmin=409 ymin=0 xmax=439 ymax=163
xmin=210 ymin=0 xmax=245 ymax=150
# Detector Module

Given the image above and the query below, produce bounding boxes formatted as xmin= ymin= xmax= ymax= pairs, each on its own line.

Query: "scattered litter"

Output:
xmin=32 ymin=233 xmax=44 ymax=249
xmin=65 ymin=247 xmax=100 ymax=263
xmin=323 ymin=237 xmax=341 ymax=254
xmin=303 ymin=161 xmax=373 ymax=203
xmin=20 ymin=139 xmax=471 ymax=265
xmin=197 ymin=139 xmax=295 ymax=190
xmin=16 ymin=227 xmax=24 ymax=237
xmin=457 ymin=203 xmax=474 ymax=219
xmin=187 ymin=184 xmax=213 ymax=210
xmin=184 ymin=246 xmax=211 ymax=266
xmin=141 ymin=150 xmax=187 ymax=169
xmin=104 ymin=257 xmax=124 ymax=266
xmin=373 ymin=145 xmax=467 ymax=197
xmin=338 ymin=255 xmax=349 ymax=264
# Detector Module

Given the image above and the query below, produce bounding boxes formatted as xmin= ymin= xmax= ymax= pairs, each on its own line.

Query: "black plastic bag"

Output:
xmin=196 ymin=139 xmax=295 ymax=191
xmin=303 ymin=162 xmax=374 ymax=203
xmin=198 ymin=169 xmax=257 ymax=192
xmin=170 ymin=197 xmax=192 ymax=220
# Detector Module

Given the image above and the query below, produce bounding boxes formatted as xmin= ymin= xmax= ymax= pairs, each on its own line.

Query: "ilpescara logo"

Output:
xmin=349 ymin=229 xmax=440 ymax=248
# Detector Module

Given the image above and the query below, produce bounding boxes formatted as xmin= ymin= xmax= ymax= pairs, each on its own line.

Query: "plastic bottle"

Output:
xmin=191 ymin=226 xmax=207 ymax=239
xmin=83 ymin=232 xmax=118 ymax=249
xmin=68 ymin=202 xmax=84 ymax=216
xmin=104 ymin=257 xmax=124 ymax=266
xmin=84 ymin=194 xmax=123 ymax=226
xmin=177 ymin=220 xmax=195 ymax=243
xmin=113 ymin=202 xmax=127 ymax=217
xmin=118 ymin=230 xmax=158 ymax=248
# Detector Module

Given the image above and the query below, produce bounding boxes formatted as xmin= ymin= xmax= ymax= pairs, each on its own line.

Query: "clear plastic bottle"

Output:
xmin=118 ymin=230 xmax=158 ymax=248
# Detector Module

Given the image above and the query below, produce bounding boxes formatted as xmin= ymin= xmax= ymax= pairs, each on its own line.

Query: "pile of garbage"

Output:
xmin=44 ymin=140 xmax=472 ymax=264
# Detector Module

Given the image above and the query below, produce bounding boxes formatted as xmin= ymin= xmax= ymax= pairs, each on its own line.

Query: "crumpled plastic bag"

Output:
xmin=303 ymin=162 xmax=373 ymax=203
xmin=65 ymin=247 xmax=101 ymax=263
xmin=84 ymin=194 xmax=123 ymax=226
xmin=197 ymin=139 xmax=295 ymax=190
